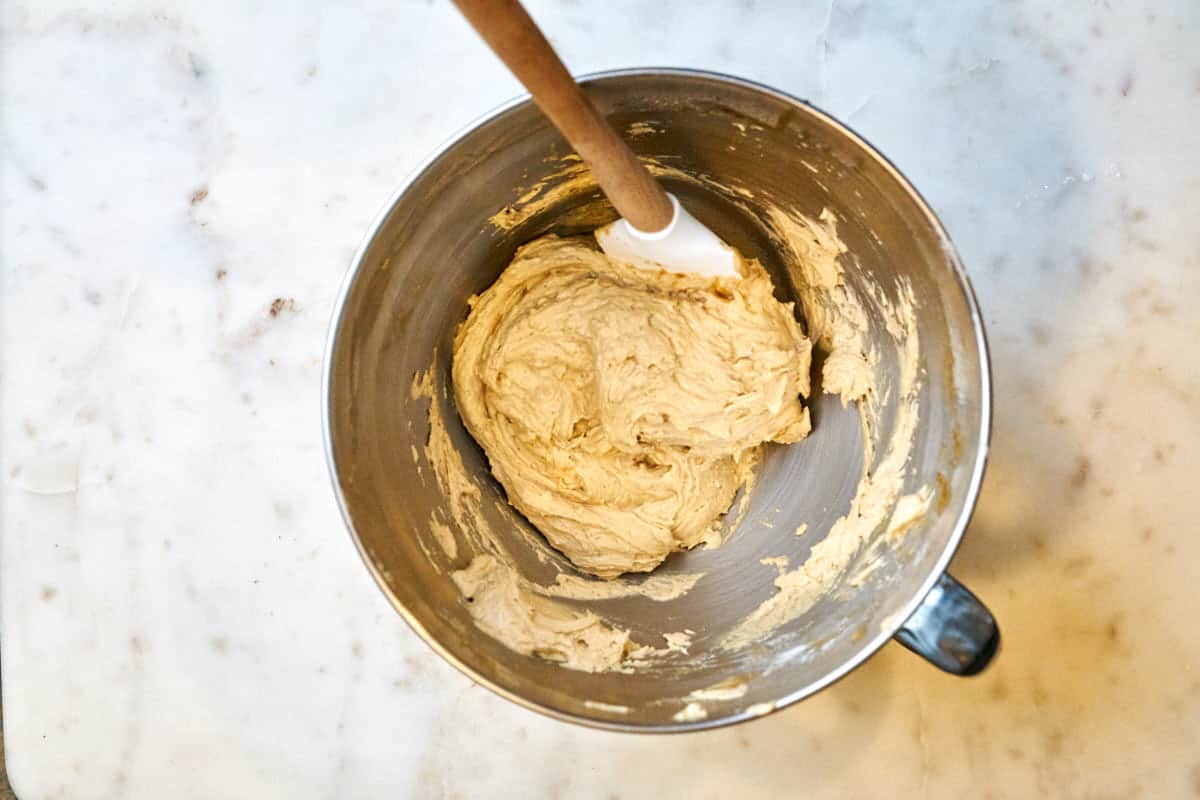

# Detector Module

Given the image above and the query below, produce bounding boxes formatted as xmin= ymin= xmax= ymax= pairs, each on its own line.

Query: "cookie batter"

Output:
xmin=452 ymin=235 xmax=812 ymax=579
xmin=419 ymin=168 xmax=928 ymax=676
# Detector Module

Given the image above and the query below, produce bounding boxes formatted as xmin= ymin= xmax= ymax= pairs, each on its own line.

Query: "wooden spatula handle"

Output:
xmin=453 ymin=0 xmax=675 ymax=233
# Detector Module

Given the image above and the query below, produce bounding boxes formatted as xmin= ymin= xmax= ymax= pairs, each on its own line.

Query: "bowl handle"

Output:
xmin=893 ymin=572 xmax=999 ymax=676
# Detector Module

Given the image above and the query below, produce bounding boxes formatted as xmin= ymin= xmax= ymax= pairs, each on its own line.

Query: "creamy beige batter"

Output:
xmin=411 ymin=365 xmax=693 ymax=673
xmin=450 ymin=554 xmax=631 ymax=672
xmin=413 ymin=153 xmax=930 ymax=681
xmin=451 ymin=235 xmax=813 ymax=578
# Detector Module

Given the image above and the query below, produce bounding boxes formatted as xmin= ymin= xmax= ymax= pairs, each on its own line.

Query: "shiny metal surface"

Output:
xmin=323 ymin=69 xmax=994 ymax=732
xmin=895 ymin=573 xmax=999 ymax=676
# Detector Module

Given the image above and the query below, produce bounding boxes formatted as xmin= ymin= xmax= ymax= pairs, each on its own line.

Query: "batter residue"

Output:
xmin=412 ymin=154 xmax=931 ymax=684
xmin=451 ymin=235 xmax=813 ymax=579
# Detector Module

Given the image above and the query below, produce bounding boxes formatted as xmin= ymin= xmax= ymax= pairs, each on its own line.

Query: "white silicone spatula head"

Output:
xmin=595 ymin=193 xmax=740 ymax=278
xmin=454 ymin=0 xmax=740 ymax=278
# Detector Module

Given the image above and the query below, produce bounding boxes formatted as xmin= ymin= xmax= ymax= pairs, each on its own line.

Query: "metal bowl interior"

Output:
xmin=323 ymin=69 xmax=989 ymax=731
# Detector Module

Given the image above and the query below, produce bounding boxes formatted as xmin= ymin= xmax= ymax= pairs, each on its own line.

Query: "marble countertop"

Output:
xmin=3 ymin=1 xmax=1198 ymax=797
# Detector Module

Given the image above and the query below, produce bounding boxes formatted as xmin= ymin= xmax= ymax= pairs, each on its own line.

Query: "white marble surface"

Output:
xmin=3 ymin=1 xmax=1198 ymax=797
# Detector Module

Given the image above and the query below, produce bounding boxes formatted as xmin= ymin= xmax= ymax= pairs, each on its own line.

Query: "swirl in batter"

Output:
xmin=452 ymin=234 xmax=812 ymax=579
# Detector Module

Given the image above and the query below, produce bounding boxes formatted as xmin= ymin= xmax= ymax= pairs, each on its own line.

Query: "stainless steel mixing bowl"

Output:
xmin=323 ymin=69 xmax=997 ymax=731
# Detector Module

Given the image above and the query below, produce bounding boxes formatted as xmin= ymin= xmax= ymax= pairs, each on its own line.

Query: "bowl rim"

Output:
xmin=321 ymin=66 xmax=993 ymax=734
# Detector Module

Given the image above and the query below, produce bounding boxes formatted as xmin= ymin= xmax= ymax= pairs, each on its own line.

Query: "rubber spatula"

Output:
xmin=453 ymin=0 xmax=739 ymax=278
